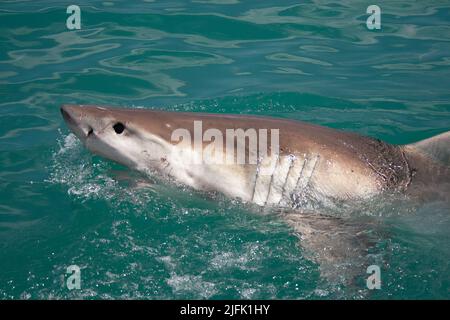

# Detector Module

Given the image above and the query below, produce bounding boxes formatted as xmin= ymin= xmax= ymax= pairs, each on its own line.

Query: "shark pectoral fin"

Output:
xmin=407 ymin=131 xmax=450 ymax=165
xmin=109 ymin=169 xmax=156 ymax=189
xmin=280 ymin=211 xmax=377 ymax=285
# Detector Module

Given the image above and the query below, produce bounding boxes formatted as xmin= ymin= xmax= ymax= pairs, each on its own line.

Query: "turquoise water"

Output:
xmin=1 ymin=0 xmax=449 ymax=299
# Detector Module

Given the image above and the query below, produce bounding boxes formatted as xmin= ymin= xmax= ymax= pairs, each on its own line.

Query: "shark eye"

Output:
xmin=113 ymin=122 xmax=125 ymax=134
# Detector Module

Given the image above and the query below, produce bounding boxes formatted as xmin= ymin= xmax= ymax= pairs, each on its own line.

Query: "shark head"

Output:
xmin=60 ymin=104 xmax=173 ymax=172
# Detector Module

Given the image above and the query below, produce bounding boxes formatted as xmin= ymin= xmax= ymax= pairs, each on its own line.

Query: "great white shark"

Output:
xmin=60 ymin=104 xmax=449 ymax=282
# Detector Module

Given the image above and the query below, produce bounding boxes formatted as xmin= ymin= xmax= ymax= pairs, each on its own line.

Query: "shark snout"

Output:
xmin=60 ymin=105 xmax=94 ymax=140
xmin=60 ymin=105 xmax=76 ymax=126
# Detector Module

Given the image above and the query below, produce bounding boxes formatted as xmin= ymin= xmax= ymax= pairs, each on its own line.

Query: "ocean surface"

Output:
xmin=0 ymin=0 xmax=449 ymax=299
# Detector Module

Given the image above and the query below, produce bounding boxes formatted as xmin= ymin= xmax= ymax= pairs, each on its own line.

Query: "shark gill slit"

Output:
xmin=277 ymin=155 xmax=295 ymax=206
xmin=293 ymin=154 xmax=320 ymax=202
xmin=281 ymin=155 xmax=306 ymax=206
xmin=264 ymin=154 xmax=280 ymax=206
xmin=251 ymin=155 xmax=278 ymax=206
xmin=251 ymin=157 xmax=261 ymax=202
xmin=305 ymin=154 xmax=319 ymax=189
xmin=293 ymin=155 xmax=308 ymax=194
xmin=400 ymin=149 xmax=412 ymax=190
